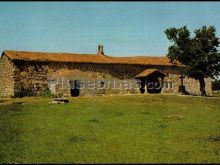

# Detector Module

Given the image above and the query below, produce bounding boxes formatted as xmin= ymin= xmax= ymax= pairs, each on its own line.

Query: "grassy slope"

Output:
xmin=0 ymin=94 xmax=219 ymax=163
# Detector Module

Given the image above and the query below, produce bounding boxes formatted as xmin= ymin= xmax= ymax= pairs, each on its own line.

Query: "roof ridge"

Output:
xmin=2 ymin=50 xmax=183 ymax=67
xmin=103 ymin=54 xmax=167 ymax=58
xmin=3 ymin=50 xmax=167 ymax=58
xmin=3 ymin=50 xmax=98 ymax=56
xmin=98 ymin=54 xmax=114 ymax=62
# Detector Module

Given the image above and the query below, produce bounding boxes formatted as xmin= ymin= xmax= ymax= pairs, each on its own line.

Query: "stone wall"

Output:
xmin=162 ymin=73 xmax=212 ymax=96
xmin=0 ymin=56 xmax=213 ymax=97
xmin=183 ymin=76 xmax=212 ymax=96
xmin=45 ymin=62 xmax=182 ymax=79
xmin=49 ymin=69 xmax=141 ymax=96
xmin=13 ymin=61 xmax=49 ymax=97
xmin=0 ymin=55 xmax=15 ymax=97
xmin=13 ymin=61 xmax=156 ymax=97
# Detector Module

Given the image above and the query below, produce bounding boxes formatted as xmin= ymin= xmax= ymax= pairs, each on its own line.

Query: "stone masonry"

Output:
xmin=0 ymin=48 xmax=213 ymax=97
xmin=0 ymin=55 xmax=15 ymax=97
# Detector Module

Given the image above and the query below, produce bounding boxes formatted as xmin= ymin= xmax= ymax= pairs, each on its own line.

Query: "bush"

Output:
xmin=37 ymin=88 xmax=56 ymax=98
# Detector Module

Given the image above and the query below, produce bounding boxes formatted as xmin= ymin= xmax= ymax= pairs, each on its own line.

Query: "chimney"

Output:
xmin=97 ymin=44 xmax=104 ymax=55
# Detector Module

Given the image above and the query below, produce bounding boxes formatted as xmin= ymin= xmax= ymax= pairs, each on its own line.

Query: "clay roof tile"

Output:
xmin=2 ymin=50 xmax=184 ymax=67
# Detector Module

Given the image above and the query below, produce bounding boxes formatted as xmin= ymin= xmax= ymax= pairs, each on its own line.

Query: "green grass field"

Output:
xmin=0 ymin=94 xmax=219 ymax=163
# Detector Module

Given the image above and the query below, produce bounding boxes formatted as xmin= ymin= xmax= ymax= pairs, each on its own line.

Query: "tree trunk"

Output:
xmin=198 ymin=77 xmax=207 ymax=96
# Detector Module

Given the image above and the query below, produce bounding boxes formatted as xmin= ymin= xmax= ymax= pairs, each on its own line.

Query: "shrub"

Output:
xmin=37 ymin=88 xmax=56 ymax=98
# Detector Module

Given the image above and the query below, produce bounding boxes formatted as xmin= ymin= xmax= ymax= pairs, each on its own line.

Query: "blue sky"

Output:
xmin=0 ymin=2 xmax=220 ymax=57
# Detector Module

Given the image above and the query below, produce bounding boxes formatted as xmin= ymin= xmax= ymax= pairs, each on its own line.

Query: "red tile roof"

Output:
xmin=2 ymin=50 xmax=184 ymax=67
xmin=135 ymin=69 xmax=167 ymax=78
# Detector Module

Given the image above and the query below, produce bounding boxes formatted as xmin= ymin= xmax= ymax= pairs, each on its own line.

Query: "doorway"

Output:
xmin=70 ymin=80 xmax=80 ymax=97
xmin=146 ymin=76 xmax=162 ymax=93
